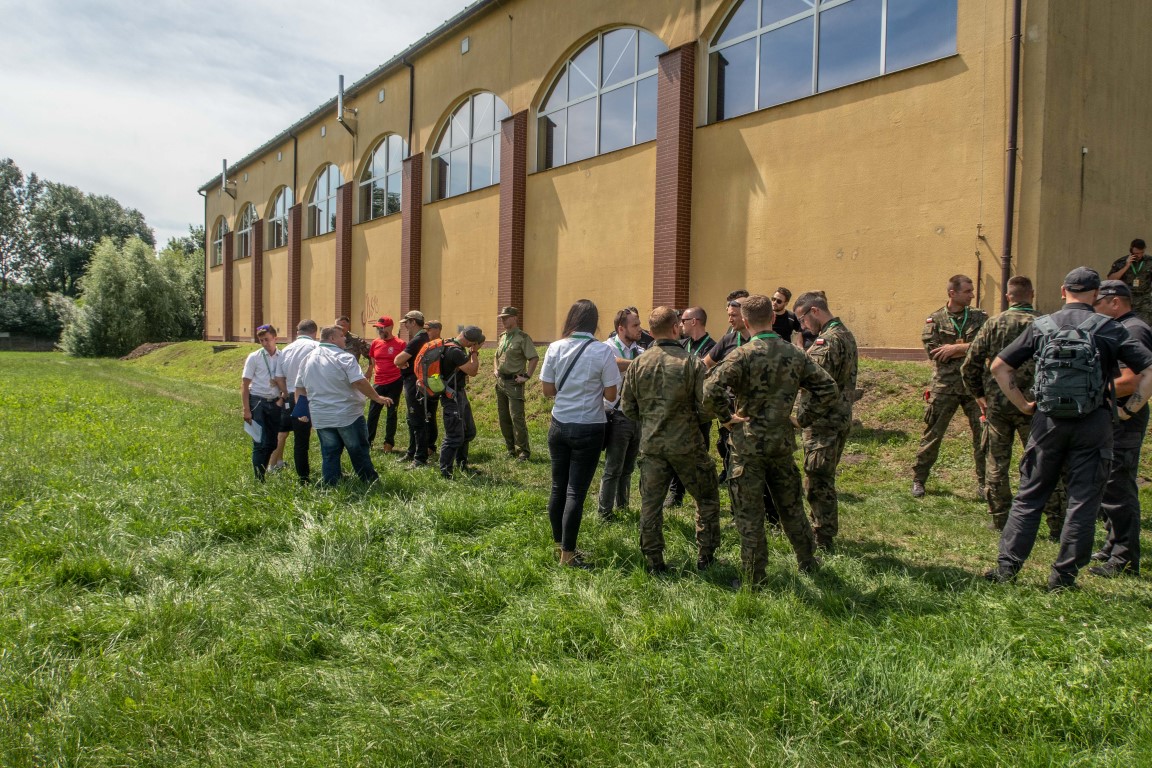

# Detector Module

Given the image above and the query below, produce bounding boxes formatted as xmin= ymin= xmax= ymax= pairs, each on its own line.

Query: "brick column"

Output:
xmin=251 ymin=218 xmax=264 ymax=332
xmin=400 ymin=152 xmax=424 ymax=339
xmin=498 ymin=111 xmax=528 ymax=322
xmin=222 ymin=232 xmax=235 ymax=341
xmin=652 ymin=42 xmax=696 ymax=310
xmin=287 ymin=203 xmax=303 ymax=337
xmin=334 ymin=182 xmax=354 ymax=320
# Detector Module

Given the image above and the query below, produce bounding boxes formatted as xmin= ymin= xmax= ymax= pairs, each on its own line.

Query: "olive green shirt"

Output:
xmin=799 ymin=317 xmax=858 ymax=433
xmin=960 ymin=304 xmax=1038 ymax=414
xmin=495 ymin=326 xmax=539 ymax=376
xmin=922 ymin=305 xmax=988 ymax=394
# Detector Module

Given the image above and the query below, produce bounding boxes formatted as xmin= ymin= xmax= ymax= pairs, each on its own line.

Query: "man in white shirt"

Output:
xmin=276 ymin=319 xmax=320 ymax=483
xmin=241 ymin=324 xmax=288 ymax=481
xmin=598 ymin=307 xmax=642 ymax=522
xmin=296 ymin=325 xmax=393 ymax=486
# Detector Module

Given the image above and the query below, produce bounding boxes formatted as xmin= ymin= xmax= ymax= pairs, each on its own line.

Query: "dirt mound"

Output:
xmin=120 ymin=342 xmax=176 ymax=361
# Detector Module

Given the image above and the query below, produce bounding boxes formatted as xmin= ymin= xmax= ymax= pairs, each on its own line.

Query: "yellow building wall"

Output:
xmin=233 ymin=259 xmax=253 ymax=340
xmin=301 ymin=234 xmax=337 ymax=331
xmin=1031 ymin=0 xmax=1152 ymax=298
xmin=205 ymin=266 xmax=224 ymax=339
xmin=690 ymin=0 xmax=1008 ymax=349
xmin=422 ymin=187 xmax=501 ymax=334
xmin=352 ymin=215 xmax=403 ymax=328
xmin=263 ymin=247 xmax=288 ymax=334
xmin=526 ymin=144 xmax=657 ymax=341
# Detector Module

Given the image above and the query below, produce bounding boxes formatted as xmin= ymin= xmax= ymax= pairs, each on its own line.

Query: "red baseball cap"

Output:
xmin=372 ymin=316 xmax=394 ymax=328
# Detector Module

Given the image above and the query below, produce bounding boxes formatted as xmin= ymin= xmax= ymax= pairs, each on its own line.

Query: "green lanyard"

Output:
xmin=735 ymin=331 xmax=745 ymax=348
xmin=949 ymin=307 xmax=969 ymax=337
xmin=612 ymin=339 xmax=634 ymax=359
xmin=1007 ymin=304 xmax=1034 ymax=312
xmin=260 ymin=348 xmax=274 ymax=379
xmin=318 ymin=342 xmax=343 ymax=350
xmin=751 ymin=332 xmax=779 ymax=342
xmin=691 ymin=333 xmax=711 ymax=357
xmin=1133 ymin=260 xmax=1145 ymax=276
xmin=824 ymin=321 xmax=841 ymax=331
xmin=498 ymin=331 xmax=513 ymax=357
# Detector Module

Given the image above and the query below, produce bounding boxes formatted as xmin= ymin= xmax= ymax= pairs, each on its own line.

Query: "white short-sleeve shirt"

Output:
xmin=241 ymin=348 xmax=284 ymax=399
xmin=539 ymin=333 xmax=621 ymax=424
xmin=279 ymin=334 xmax=319 ymax=390
xmin=299 ymin=343 xmax=368 ymax=429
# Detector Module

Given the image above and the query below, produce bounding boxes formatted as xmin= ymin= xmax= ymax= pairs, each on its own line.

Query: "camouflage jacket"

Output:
xmin=703 ymin=335 xmax=838 ymax=457
xmin=960 ymin=305 xmax=1037 ymax=414
xmin=344 ymin=331 xmax=371 ymax=361
xmin=799 ymin=317 xmax=858 ymax=434
xmin=621 ymin=340 xmax=712 ymax=456
xmin=922 ymin=304 xmax=987 ymax=394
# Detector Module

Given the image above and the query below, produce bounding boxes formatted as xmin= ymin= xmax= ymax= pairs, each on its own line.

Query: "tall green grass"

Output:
xmin=1 ymin=345 xmax=1150 ymax=767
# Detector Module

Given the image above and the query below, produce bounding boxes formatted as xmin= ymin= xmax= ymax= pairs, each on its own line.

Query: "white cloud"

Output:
xmin=0 ymin=0 xmax=474 ymax=247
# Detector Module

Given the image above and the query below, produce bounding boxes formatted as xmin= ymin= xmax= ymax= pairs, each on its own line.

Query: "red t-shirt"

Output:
xmin=369 ymin=336 xmax=406 ymax=385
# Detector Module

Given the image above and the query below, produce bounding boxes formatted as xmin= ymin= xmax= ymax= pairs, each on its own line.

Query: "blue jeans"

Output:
xmin=249 ymin=394 xmax=281 ymax=481
xmin=548 ymin=418 xmax=605 ymax=552
xmin=316 ymin=415 xmax=379 ymax=487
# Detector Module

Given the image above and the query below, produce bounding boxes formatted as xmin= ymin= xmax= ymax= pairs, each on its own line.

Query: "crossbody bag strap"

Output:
xmin=556 ymin=338 xmax=597 ymax=394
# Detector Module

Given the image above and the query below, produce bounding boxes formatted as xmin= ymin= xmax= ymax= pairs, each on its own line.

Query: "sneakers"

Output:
xmin=1086 ymin=561 xmax=1138 ymax=579
xmin=1090 ymin=549 xmax=1110 ymax=562
xmin=798 ymin=557 xmax=823 ymax=574
xmin=983 ymin=566 xmax=1017 ymax=584
xmin=696 ymin=552 xmax=716 ymax=571
xmin=911 ymin=480 xmax=926 ymax=498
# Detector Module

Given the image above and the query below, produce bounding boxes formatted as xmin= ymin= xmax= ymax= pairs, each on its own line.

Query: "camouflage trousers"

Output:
xmin=1131 ymin=293 xmax=1152 ymax=328
xmin=913 ymin=391 xmax=985 ymax=487
xmin=728 ymin=446 xmax=815 ymax=580
xmin=983 ymin=408 xmax=1065 ymax=536
xmin=638 ymin=451 xmax=721 ymax=566
xmin=802 ymin=426 xmax=850 ymax=541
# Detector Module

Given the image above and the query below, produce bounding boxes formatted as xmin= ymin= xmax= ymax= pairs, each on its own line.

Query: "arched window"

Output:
xmin=267 ymin=187 xmax=293 ymax=249
xmin=211 ymin=217 xmax=228 ymax=266
xmin=359 ymin=134 xmax=407 ymax=221
xmin=431 ymin=92 xmax=510 ymax=201
xmin=236 ymin=203 xmax=256 ymax=259
xmin=708 ymin=0 xmax=957 ymax=121
xmin=538 ymin=28 xmax=667 ymax=170
xmin=308 ymin=164 xmax=344 ymax=236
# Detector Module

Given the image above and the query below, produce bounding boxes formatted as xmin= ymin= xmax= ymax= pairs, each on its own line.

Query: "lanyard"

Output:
xmin=824 ymin=320 xmax=841 ymax=331
xmin=498 ymin=331 xmax=512 ymax=357
xmin=751 ymin=332 xmax=779 ymax=342
xmin=260 ymin=348 xmax=274 ymax=379
xmin=735 ymin=331 xmax=745 ymax=348
xmin=691 ymin=333 xmax=711 ymax=357
xmin=1133 ymin=259 xmax=1145 ymax=276
xmin=612 ymin=339 xmax=633 ymax=359
xmin=318 ymin=342 xmax=342 ymax=350
xmin=949 ymin=307 xmax=969 ymax=337
xmin=1007 ymin=304 xmax=1034 ymax=312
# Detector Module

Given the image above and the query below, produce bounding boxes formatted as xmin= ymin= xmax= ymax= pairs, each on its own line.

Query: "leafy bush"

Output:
xmin=0 ymin=286 xmax=65 ymax=338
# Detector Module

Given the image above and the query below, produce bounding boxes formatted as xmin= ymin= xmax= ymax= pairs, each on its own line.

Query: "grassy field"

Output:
xmin=2 ymin=343 xmax=1150 ymax=767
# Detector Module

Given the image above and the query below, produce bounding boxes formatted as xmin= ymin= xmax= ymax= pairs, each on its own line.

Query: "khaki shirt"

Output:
xmin=922 ymin=305 xmax=988 ymax=394
xmin=495 ymin=327 xmax=539 ymax=375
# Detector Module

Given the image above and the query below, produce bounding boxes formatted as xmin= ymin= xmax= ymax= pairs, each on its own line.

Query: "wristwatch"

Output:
xmin=1121 ymin=403 xmax=1140 ymax=417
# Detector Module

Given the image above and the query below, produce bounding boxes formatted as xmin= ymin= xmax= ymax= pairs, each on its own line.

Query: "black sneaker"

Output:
xmin=646 ymin=561 xmax=669 ymax=575
xmin=1090 ymin=550 xmax=1110 ymax=562
xmin=983 ymin=566 xmax=1016 ymax=584
xmin=1086 ymin=561 xmax=1137 ymax=579
xmin=1046 ymin=575 xmax=1078 ymax=593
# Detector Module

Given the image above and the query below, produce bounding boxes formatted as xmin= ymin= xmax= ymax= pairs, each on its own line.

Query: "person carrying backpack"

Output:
xmin=417 ymin=325 xmax=484 ymax=479
xmin=984 ymin=267 xmax=1152 ymax=591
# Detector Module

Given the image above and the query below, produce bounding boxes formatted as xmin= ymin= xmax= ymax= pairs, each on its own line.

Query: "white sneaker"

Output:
xmin=269 ymin=461 xmax=286 ymax=473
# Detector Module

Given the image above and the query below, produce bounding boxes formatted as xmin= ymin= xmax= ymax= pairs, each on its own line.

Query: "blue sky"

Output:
xmin=0 ymin=0 xmax=473 ymax=248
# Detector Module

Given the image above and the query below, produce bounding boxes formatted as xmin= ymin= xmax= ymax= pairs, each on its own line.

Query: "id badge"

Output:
xmin=1135 ymin=279 xmax=1141 ymax=289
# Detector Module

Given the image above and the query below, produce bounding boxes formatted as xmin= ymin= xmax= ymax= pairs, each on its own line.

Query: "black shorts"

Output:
xmin=277 ymin=396 xmax=295 ymax=432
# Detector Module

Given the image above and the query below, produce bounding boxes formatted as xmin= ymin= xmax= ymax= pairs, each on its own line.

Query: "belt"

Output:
xmin=499 ymin=373 xmax=521 ymax=380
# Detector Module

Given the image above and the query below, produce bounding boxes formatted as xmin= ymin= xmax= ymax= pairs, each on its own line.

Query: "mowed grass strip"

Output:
xmin=1 ymin=346 xmax=1151 ymax=767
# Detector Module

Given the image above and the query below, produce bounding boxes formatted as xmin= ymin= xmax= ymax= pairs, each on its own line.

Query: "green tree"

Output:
xmin=61 ymin=237 xmax=183 ymax=357
xmin=0 ymin=158 xmax=32 ymax=291
xmin=158 ymin=225 xmax=206 ymax=340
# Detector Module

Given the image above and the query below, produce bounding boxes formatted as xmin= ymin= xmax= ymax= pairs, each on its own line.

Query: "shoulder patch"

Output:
xmin=815 ymin=338 xmax=826 ymax=345
xmin=925 ymin=317 xmax=935 ymax=323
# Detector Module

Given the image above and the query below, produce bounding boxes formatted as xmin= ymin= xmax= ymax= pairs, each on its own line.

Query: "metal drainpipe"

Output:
xmin=404 ymin=58 xmax=415 ymax=155
xmin=1001 ymin=0 xmax=1023 ymax=311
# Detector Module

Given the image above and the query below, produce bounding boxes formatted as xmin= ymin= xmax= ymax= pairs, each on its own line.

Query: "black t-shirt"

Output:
xmin=401 ymin=330 xmax=429 ymax=379
xmin=999 ymin=303 xmax=1152 ymax=414
xmin=682 ymin=333 xmax=717 ymax=359
xmin=439 ymin=340 xmax=472 ymax=392
xmin=1117 ymin=311 xmax=1152 ymax=434
xmin=709 ymin=328 xmax=747 ymax=364
xmin=773 ymin=311 xmax=802 ymax=343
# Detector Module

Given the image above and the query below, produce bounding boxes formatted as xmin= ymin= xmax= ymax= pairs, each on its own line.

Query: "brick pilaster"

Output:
xmin=251 ymin=218 xmax=264 ymax=333
xmin=222 ymin=231 xmax=235 ymax=341
xmin=400 ymin=152 xmax=424 ymax=339
xmin=498 ymin=111 xmax=528 ymax=323
xmin=334 ymin=182 xmax=354 ymax=321
xmin=287 ymin=203 xmax=302 ymax=337
xmin=652 ymin=42 xmax=696 ymax=309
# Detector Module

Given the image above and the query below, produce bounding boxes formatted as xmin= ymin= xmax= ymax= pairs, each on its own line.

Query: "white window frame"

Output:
xmin=431 ymin=92 xmax=510 ymax=201
xmin=308 ymin=164 xmax=344 ymax=237
xmin=211 ymin=218 xmax=228 ymax=266
xmin=267 ymin=187 xmax=293 ymax=249
xmin=359 ymin=134 xmax=407 ymax=222
xmin=236 ymin=203 xmax=256 ymax=259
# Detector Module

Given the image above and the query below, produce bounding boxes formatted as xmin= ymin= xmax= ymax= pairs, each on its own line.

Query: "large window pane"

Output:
xmin=388 ymin=135 xmax=404 ymax=170
xmin=471 ymin=136 xmax=494 ymax=189
xmin=599 ymin=83 xmax=635 ymax=154
xmin=540 ymin=113 xmax=566 ymax=169
xmin=762 ymin=0 xmax=813 ymax=27
xmin=432 ymin=156 xmax=449 ymax=199
xmin=566 ymin=97 xmax=597 ymax=163
xmin=601 ymin=28 xmax=637 ymax=88
xmin=638 ymin=31 xmax=664 ymax=74
xmin=818 ymin=0 xmax=882 ymax=91
xmin=713 ymin=38 xmax=757 ymax=119
xmin=386 ymin=172 xmax=402 ymax=215
xmin=635 ymin=75 xmax=657 ymax=144
xmin=542 ymin=69 xmax=568 ymax=113
xmin=716 ymin=0 xmax=759 ymax=45
xmin=569 ymin=40 xmax=599 ymax=100
xmin=886 ymin=0 xmax=957 ymax=72
xmin=451 ymin=101 xmax=471 ymax=148
xmin=472 ymin=92 xmax=495 ymax=136
xmin=448 ymin=148 xmax=470 ymax=198
xmin=759 ymin=16 xmax=813 ymax=107
xmin=493 ymin=137 xmax=501 ymax=184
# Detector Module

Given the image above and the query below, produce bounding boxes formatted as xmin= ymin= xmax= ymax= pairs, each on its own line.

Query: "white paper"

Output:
xmin=244 ymin=420 xmax=262 ymax=442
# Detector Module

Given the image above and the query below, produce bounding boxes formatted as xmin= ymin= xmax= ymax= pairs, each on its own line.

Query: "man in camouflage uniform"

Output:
xmin=961 ymin=276 xmax=1064 ymax=536
xmin=621 ymin=307 xmax=722 ymax=573
xmin=704 ymin=294 xmax=839 ymax=585
xmin=493 ymin=306 xmax=539 ymax=461
xmin=912 ymin=274 xmax=988 ymax=498
xmin=336 ymin=316 xmax=371 ymax=362
xmin=1106 ymin=238 xmax=1151 ymax=325
xmin=793 ymin=292 xmax=858 ymax=552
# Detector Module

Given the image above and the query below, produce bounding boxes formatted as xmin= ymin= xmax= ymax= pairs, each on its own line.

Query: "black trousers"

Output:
xmin=281 ymin=394 xmax=313 ymax=482
xmin=439 ymin=390 xmax=477 ymax=477
xmin=1098 ymin=426 xmax=1145 ymax=572
xmin=402 ymin=376 xmax=440 ymax=463
xmin=998 ymin=408 xmax=1112 ymax=584
xmin=547 ymin=418 xmax=605 ymax=552
xmin=367 ymin=379 xmax=403 ymax=446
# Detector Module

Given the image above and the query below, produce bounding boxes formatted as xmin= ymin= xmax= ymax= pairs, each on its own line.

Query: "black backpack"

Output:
xmin=1032 ymin=313 xmax=1109 ymax=418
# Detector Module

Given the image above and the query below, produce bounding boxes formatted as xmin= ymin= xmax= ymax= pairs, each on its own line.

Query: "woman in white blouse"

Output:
xmin=539 ymin=300 xmax=621 ymax=568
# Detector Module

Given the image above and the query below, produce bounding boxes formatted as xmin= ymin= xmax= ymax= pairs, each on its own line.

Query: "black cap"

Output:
xmin=1098 ymin=279 xmax=1132 ymax=299
xmin=461 ymin=325 xmax=486 ymax=344
xmin=1063 ymin=267 xmax=1100 ymax=292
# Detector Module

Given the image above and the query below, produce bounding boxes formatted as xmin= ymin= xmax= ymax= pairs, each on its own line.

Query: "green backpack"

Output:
xmin=1031 ymin=314 xmax=1109 ymax=419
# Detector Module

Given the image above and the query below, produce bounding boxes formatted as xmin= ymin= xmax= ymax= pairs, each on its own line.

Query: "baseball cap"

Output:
xmin=498 ymin=306 xmax=519 ymax=318
xmin=372 ymin=315 xmax=394 ymax=328
xmin=1063 ymin=267 xmax=1100 ymax=292
xmin=402 ymin=310 xmax=425 ymax=323
xmin=461 ymin=326 xmax=486 ymax=345
xmin=1098 ymin=279 xmax=1132 ymax=299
